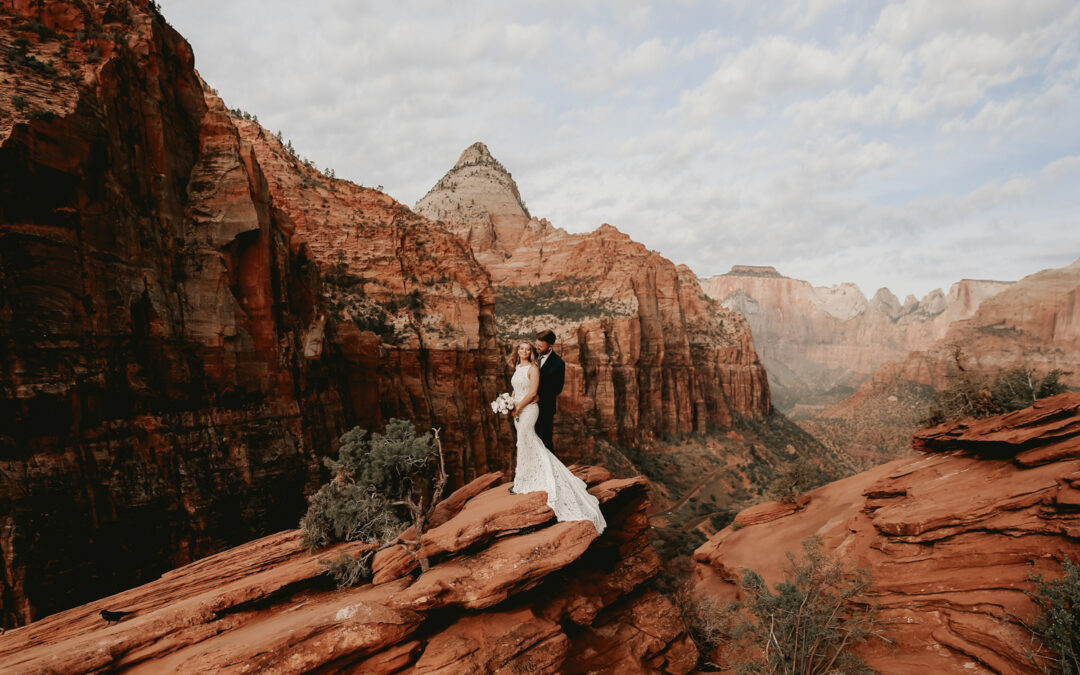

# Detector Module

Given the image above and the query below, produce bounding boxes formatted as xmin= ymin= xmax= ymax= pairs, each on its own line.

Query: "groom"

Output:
xmin=534 ymin=329 xmax=565 ymax=453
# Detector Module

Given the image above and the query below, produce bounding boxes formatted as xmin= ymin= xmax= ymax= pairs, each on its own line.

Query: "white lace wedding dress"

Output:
xmin=510 ymin=364 xmax=606 ymax=534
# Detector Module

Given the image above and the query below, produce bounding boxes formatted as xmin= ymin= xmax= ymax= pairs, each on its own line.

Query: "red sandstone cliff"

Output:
xmin=802 ymin=257 xmax=1080 ymax=464
xmin=0 ymin=468 xmax=698 ymax=674
xmin=0 ymin=1 xmax=509 ymax=629
xmin=228 ymin=119 xmax=513 ymax=487
xmin=416 ymin=143 xmax=771 ymax=461
xmin=701 ymin=265 xmax=1011 ymax=416
xmin=692 ymin=393 xmax=1080 ymax=673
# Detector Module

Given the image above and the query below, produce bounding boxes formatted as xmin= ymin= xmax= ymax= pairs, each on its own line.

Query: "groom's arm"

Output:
xmin=554 ymin=357 xmax=565 ymax=396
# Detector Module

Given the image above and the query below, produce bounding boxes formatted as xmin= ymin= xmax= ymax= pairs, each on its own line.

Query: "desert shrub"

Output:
xmin=732 ymin=536 xmax=880 ymax=674
xmin=922 ymin=346 xmax=1069 ymax=426
xmin=709 ymin=508 xmax=738 ymax=531
xmin=675 ymin=585 xmax=739 ymax=667
xmin=325 ymin=421 xmax=436 ymax=500
xmin=923 ymin=366 xmax=1068 ymax=426
xmin=300 ymin=420 xmax=447 ymax=584
xmin=320 ymin=551 xmax=375 ymax=590
xmin=767 ymin=457 xmax=821 ymax=503
xmin=1026 ymin=557 xmax=1080 ymax=674
xmin=1037 ymin=369 xmax=1069 ymax=399
xmin=299 ymin=481 xmax=403 ymax=552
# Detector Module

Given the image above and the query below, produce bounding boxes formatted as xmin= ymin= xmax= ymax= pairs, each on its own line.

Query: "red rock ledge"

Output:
xmin=0 ymin=467 xmax=695 ymax=674
xmin=692 ymin=392 xmax=1080 ymax=674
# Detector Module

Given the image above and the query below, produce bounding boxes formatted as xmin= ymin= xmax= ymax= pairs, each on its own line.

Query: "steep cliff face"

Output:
xmin=692 ymin=393 xmax=1080 ymax=673
xmin=0 ymin=0 xmax=325 ymax=628
xmin=920 ymin=256 xmax=1080 ymax=384
xmin=802 ymin=257 xmax=1080 ymax=464
xmin=0 ymin=468 xmax=698 ymax=674
xmin=0 ymin=1 xmax=507 ymax=628
xmin=230 ymin=121 xmax=513 ymax=488
xmin=701 ymin=266 xmax=1011 ymax=416
xmin=416 ymin=143 xmax=771 ymax=461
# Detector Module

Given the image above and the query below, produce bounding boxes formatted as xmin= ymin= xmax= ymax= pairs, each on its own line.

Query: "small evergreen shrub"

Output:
xmin=1027 ymin=557 xmax=1080 ymax=674
xmin=732 ymin=537 xmax=880 ymax=674
xmin=767 ymin=457 xmax=821 ymax=503
xmin=921 ymin=347 xmax=1069 ymax=425
xmin=299 ymin=481 xmax=402 ymax=552
xmin=321 ymin=551 xmax=375 ymax=590
xmin=300 ymin=420 xmax=447 ymax=586
xmin=326 ymin=421 xmax=437 ymax=501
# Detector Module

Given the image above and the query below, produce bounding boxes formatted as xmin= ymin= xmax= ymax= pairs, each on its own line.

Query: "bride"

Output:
xmin=508 ymin=341 xmax=606 ymax=534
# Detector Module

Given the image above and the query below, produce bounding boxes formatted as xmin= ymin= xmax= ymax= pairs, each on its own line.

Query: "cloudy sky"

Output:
xmin=164 ymin=0 xmax=1079 ymax=300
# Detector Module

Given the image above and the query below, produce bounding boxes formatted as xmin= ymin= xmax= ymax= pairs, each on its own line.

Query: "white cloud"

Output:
xmin=162 ymin=0 xmax=1080 ymax=300
xmin=675 ymin=35 xmax=860 ymax=119
xmin=1041 ymin=154 xmax=1080 ymax=181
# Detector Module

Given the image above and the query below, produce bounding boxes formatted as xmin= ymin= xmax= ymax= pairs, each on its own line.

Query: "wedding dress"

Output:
xmin=510 ymin=364 xmax=607 ymax=534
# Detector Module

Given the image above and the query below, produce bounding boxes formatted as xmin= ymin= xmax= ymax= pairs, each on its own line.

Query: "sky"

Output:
xmin=163 ymin=0 xmax=1080 ymax=300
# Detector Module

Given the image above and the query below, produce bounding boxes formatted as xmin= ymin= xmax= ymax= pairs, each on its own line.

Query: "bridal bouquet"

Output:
xmin=490 ymin=393 xmax=515 ymax=415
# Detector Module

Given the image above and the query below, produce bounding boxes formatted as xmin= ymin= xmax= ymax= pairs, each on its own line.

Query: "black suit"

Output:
xmin=535 ymin=350 xmax=565 ymax=453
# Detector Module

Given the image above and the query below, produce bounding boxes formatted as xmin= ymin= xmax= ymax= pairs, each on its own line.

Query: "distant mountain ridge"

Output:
xmin=797 ymin=256 xmax=1080 ymax=465
xmin=700 ymin=266 xmax=1012 ymax=416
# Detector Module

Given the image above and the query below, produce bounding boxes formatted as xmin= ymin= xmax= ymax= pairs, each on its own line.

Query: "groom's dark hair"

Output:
xmin=536 ymin=330 xmax=556 ymax=345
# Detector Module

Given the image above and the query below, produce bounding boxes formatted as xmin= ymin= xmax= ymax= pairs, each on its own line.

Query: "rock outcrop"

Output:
xmin=0 ymin=468 xmax=697 ymax=674
xmin=0 ymin=1 xmax=508 ymax=628
xmin=416 ymin=144 xmax=771 ymax=460
xmin=701 ymin=266 xmax=1011 ymax=416
xmin=692 ymin=393 xmax=1080 ymax=673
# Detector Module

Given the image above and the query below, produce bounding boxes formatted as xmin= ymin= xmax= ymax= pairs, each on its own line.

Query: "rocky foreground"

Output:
xmin=0 ymin=467 xmax=696 ymax=674
xmin=693 ymin=392 xmax=1080 ymax=673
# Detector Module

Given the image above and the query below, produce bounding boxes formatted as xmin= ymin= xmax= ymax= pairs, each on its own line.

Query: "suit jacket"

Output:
xmin=537 ymin=350 xmax=565 ymax=412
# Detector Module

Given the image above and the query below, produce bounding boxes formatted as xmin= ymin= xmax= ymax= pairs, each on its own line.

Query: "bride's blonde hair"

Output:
xmin=509 ymin=341 xmax=538 ymax=368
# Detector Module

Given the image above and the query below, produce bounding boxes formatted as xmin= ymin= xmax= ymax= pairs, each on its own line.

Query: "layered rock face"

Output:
xmin=692 ymin=393 xmax=1080 ymax=673
xmin=701 ymin=265 xmax=1011 ymax=416
xmin=228 ymin=122 xmax=513 ymax=487
xmin=416 ymin=144 xmax=771 ymax=460
xmin=897 ymin=256 xmax=1080 ymax=388
xmin=0 ymin=468 xmax=697 ymax=674
xmin=803 ymin=257 xmax=1080 ymax=464
xmin=0 ymin=2 xmax=507 ymax=628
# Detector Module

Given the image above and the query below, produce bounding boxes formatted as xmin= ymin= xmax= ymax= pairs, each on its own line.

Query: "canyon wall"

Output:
xmin=701 ymin=265 xmax=1010 ymax=416
xmin=416 ymin=143 xmax=771 ymax=461
xmin=0 ymin=0 xmax=509 ymax=628
xmin=802 ymin=257 xmax=1080 ymax=465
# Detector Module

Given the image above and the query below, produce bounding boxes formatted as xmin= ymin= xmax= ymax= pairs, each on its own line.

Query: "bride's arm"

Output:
xmin=512 ymin=364 xmax=541 ymax=416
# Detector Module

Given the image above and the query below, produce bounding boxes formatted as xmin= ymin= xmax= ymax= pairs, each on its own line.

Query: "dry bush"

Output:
xmin=1026 ymin=557 xmax=1080 ymax=674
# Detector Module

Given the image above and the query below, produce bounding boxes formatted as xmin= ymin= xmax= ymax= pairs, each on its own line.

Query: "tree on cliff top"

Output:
xmin=921 ymin=346 xmax=1069 ymax=426
xmin=767 ymin=457 xmax=821 ymax=503
xmin=300 ymin=419 xmax=446 ymax=586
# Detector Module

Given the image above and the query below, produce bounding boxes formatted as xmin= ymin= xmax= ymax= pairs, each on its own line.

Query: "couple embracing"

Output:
xmin=507 ymin=330 xmax=606 ymax=534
